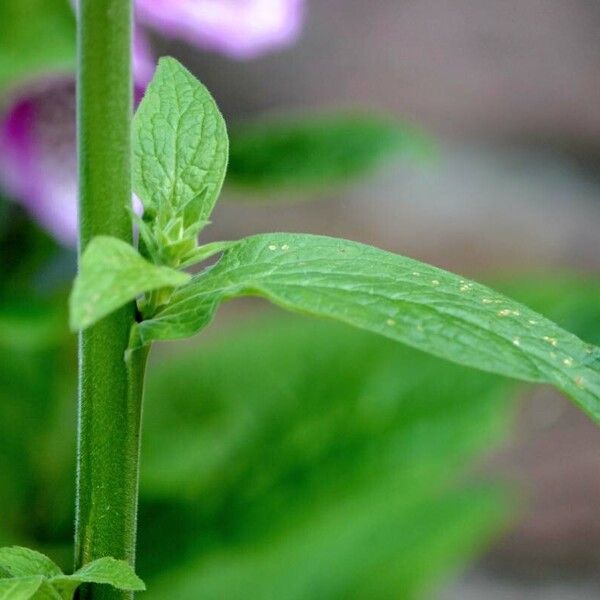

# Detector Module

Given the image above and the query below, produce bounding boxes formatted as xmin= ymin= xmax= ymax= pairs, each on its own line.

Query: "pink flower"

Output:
xmin=0 ymin=79 xmax=78 ymax=244
xmin=136 ymin=0 xmax=304 ymax=59
xmin=0 ymin=0 xmax=304 ymax=244
xmin=0 ymin=34 xmax=153 ymax=245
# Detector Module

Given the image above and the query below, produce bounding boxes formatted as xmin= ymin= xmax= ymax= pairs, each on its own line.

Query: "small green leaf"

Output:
xmin=227 ymin=113 xmax=431 ymax=191
xmin=0 ymin=576 xmax=43 ymax=600
xmin=0 ymin=547 xmax=62 ymax=578
xmin=51 ymin=558 xmax=145 ymax=594
xmin=134 ymin=233 xmax=600 ymax=422
xmin=0 ymin=0 xmax=75 ymax=94
xmin=133 ymin=56 xmax=228 ymax=230
xmin=69 ymin=236 xmax=190 ymax=331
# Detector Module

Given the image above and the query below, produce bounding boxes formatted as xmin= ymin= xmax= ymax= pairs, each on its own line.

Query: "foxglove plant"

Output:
xmin=1 ymin=1 xmax=600 ymax=599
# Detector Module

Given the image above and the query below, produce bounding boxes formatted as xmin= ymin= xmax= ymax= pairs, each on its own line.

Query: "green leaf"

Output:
xmin=141 ymin=320 xmax=512 ymax=598
xmin=30 ymin=582 xmax=62 ymax=600
xmin=69 ymin=236 xmax=190 ymax=331
xmin=134 ymin=233 xmax=600 ymax=422
xmin=0 ymin=547 xmax=62 ymax=578
xmin=227 ymin=113 xmax=431 ymax=191
xmin=0 ymin=576 xmax=43 ymax=600
xmin=146 ymin=486 xmax=508 ymax=600
xmin=0 ymin=0 xmax=75 ymax=94
xmin=142 ymin=316 xmax=513 ymax=497
xmin=133 ymin=56 xmax=228 ymax=228
xmin=51 ymin=558 xmax=145 ymax=597
xmin=139 ymin=315 xmax=514 ymax=597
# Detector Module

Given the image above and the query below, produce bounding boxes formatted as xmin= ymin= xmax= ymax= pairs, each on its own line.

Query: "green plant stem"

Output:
xmin=75 ymin=1 xmax=144 ymax=598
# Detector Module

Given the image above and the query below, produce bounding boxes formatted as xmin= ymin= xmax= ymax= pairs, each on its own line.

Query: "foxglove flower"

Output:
xmin=0 ymin=0 xmax=304 ymax=244
xmin=0 ymin=31 xmax=154 ymax=245
xmin=136 ymin=0 xmax=305 ymax=59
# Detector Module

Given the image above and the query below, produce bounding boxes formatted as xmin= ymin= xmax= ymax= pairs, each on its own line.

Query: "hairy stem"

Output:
xmin=75 ymin=1 xmax=144 ymax=598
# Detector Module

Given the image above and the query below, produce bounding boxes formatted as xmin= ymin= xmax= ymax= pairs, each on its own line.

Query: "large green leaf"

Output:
xmin=0 ymin=0 xmax=75 ymax=95
xmin=227 ymin=113 xmax=430 ymax=191
xmin=69 ymin=236 xmax=190 ymax=331
xmin=133 ymin=57 xmax=228 ymax=225
xmin=133 ymin=234 xmax=600 ymax=422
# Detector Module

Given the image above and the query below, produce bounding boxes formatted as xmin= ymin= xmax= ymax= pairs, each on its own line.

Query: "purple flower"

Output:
xmin=0 ymin=79 xmax=78 ymax=244
xmin=0 ymin=32 xmax=153 ymax=245
xmin=0 ymin=0 xmax=304 ymax=244
xmin=136 ymin=0 xmax=304 ymax=59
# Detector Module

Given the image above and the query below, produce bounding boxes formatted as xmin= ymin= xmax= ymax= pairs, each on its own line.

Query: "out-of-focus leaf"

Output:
xmin=351 ymin=488 xmax=509 ymax=599
xmin=0 ymin=301 xmax=64 ymax=353
xmin=134 ymin=234 xmax=600 ymax=423
xmin=0 ymin=298 xmax=75 ymax=553
xmin=227 ymin=113 xmax=431 ymax=191
xmin=146 ymin=485 xmax=509 ymax=600
xmin=142 ymin=318 xmax=512 ymax=498
xmin=0 ymin=0 xmax=75 ymax=94
xmin=138 ymin=316 xmax=514 ymax=597
xmin=0 ymin=205 xmax=61 ymax=298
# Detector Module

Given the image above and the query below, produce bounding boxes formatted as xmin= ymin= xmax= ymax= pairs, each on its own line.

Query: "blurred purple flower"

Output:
xmin=136 ymin=0 xmax=305 ymax=59
xmin=0 ymin=79 xmax=78 ymax=244
xmin=0 ymin=0 xmax=305 ymax=244
xmin=0 ymin=34 xmax=153 ymax=245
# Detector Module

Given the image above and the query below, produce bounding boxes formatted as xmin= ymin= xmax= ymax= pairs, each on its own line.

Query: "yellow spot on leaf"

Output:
xmin=498 ymin=309 xmax=520 ymax=317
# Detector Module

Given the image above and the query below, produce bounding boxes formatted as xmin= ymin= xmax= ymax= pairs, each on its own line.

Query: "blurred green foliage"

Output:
xmin=0 ymin=202 xmax=63 ymax=299
xmin=0 ymin=0 xmax=75 ymax=95
xmin=1 ymin=206 xmax=600 ymax=597
xmin=227 ymin=114 xmax=431 ymax=193
xmin=140 ymin=317 xmax=514 ymax=599
xmin=0 ymin=304 xmax=514 ymax=599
